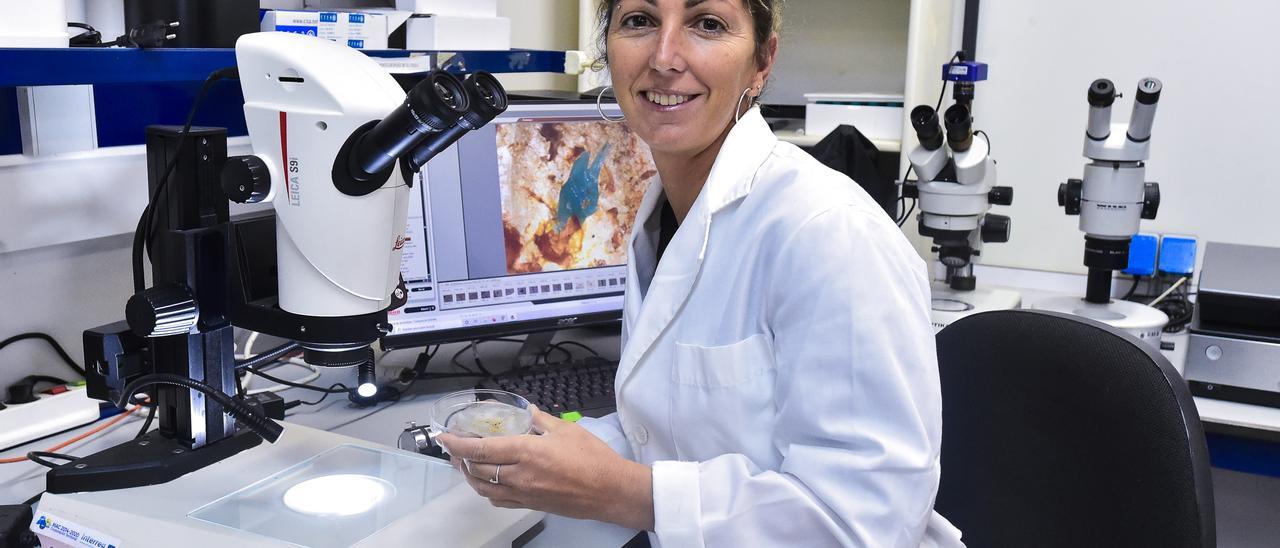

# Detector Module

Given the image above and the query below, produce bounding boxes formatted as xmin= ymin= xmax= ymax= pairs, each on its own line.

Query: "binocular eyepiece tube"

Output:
xmin=334 ymin=70 xmax=509 ymax=196
xmin=944 ymin=103 xmax=974 ymax=153
xmin=406 ymin=71 xmax=510 ymax=173
xmin=911 ymin=105 xmax=944 ymax=151
xmin=348 ymin=70 xmax=470 ymax=182
xmin=1086 ymin=78 xmax=1115 ymax=140
xmin=1126 ymin=77 xmax=1162 ymax=143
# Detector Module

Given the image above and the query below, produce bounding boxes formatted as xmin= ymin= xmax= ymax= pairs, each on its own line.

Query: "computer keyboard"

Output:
xmin=479 ymin=356 xmax=618 ymax=418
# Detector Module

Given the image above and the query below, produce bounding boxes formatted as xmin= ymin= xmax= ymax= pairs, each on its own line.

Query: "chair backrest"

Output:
xmin=934 ymin=309 xmax=1215 ymax=547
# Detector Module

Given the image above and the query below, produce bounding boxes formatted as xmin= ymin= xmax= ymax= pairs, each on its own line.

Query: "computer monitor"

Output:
xmin=381 ymin=101 xmax=656 ymax=351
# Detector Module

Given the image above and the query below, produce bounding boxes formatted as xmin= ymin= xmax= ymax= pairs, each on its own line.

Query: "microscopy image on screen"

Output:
xmin=497 ymin=120 xmax=656 ymax=274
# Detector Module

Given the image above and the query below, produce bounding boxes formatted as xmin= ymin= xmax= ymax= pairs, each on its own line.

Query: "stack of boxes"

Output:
xmin=260 ymin=1 xmax=512 ymax=51
xmin=261 ymin=10 xmax=390 ymax=49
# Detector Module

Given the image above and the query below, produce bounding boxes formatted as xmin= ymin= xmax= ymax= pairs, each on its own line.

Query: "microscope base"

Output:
xmin=1029 ymin=296 xmax=1168 ymax=349
xmin=46 ymin=429 xmax=263 ymax=494
xmin=930 ymin=284 xmax=1022 ymax=332
xmin=32 ymin=424 xmax=543 ymax=548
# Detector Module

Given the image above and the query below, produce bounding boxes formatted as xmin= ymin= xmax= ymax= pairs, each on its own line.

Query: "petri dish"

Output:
xmin=430 ymin=389 xmax=532 ymax=439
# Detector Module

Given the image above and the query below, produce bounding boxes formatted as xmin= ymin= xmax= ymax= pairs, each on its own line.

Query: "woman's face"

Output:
xmin=606 ymin=0 xmax=776 ymax=158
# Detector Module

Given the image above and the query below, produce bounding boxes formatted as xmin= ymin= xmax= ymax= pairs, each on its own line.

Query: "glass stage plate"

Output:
xmin=189 ymin=444 xmax=461 ymax=547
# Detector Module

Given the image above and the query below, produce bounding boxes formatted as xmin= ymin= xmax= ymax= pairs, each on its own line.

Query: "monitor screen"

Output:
xmin=381 ymin=102 xmax=656 ymax=350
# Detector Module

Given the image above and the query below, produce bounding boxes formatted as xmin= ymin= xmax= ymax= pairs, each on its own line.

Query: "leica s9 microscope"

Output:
xmin=34 ymin=33 xmax=541 ymax=547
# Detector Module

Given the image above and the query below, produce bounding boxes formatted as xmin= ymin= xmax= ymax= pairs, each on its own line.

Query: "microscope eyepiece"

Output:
xmin=1088 ymin=79 xmax=1116 ymax=107
xmin=910 ymin=105 xmax=944 ymax=151
xmin=944 ymin=103 xmax=974 ymax=152
xmin=407 ymin=70 xmax=470 ymax=130
xmin=336 ymin=70 xmax=469 ymax=195
xmin=1135 ymin=77 xmax=1162 ymax=105
xmin=404 ymin=71 xmax=511 ymax=173
xmin=458 ymin=72 xmax=509 ymax=130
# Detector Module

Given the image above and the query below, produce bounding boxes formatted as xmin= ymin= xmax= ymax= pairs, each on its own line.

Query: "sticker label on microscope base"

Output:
xmin=31 ymin=512 xmax=124 ymax=548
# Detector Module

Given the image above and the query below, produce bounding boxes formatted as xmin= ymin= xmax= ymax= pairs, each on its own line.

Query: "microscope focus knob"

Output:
xmin=901 ymin=181 xmax=919 ymax=199
xmin=981 ymin=214 xmax=1011 ymax=244
xmin=1142 ymin=182 xmax=1161 ymax=220
xmin=126 ymin=284 xmax=200 ymax=338
xmin=1059 ymin=179 xmax=1083 ymax=215
xmin=222 ymin=155 xmax=271 ymax=203
xmin=988 ymin=186 xmax=1014 ymax=206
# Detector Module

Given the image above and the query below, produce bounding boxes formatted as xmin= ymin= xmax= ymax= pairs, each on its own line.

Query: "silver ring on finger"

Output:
xmin=489 ymin=464 xmax=501 ymax=485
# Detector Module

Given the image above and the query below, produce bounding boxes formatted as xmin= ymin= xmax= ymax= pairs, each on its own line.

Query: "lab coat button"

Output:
xmin=629 ymin=424 xmax=649 ymax=445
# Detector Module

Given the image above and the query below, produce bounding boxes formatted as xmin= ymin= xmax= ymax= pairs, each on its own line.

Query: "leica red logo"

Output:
xmin=392 ymin=235 xmax=406 ymax=251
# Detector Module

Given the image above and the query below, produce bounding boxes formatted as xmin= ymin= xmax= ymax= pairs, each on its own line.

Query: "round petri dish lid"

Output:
xmin=430 ymin=389 xmax=533 ymax=438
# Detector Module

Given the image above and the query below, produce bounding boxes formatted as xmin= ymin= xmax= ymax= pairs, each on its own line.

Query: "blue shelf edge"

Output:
xmin=0 ymin=47 xmax=575 ymax=86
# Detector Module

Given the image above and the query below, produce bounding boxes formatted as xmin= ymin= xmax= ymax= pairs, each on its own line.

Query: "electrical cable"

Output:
xmin=974 ymin=129 xmax=993 ymax=155
xmin=0 ymin=332 xmax=85 ymax=377
xmin=550 ymin=340 xmax=601 ymax=356
xmin=297 ymin=383 xmax=355 ymax=407
xmin=897 ymin=198 xmax=917 ymax=228
xmin=246 ymin=359 xmax=321 ymax=396
xmin=242 ymin=366 xmax=350 ymax=395
xmin=25 ymin=451 xmax=78 ymax=469
xmin=1123 ymin=276 xmax=1142 ymax=300
xmin=131 ymin=67 xmax=239 ymax=295
xmin=135 ymin=402 xmax=157 ymax=439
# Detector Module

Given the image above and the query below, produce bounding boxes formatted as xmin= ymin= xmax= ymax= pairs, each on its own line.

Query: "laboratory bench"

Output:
xmin=3 ymin=289 xmax=1279 ymax=545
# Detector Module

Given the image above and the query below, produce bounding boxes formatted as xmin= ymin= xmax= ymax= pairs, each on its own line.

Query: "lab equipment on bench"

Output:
xmin=39 ymin=32 xmax=540 ymax=547
xmin=1184 ymin=242 xmax=1280 ymax=407
xmin=903 ymin=54 xmax=1019 ymax=330
xmin=1031 ymin=77 xmax=1168 ymax=348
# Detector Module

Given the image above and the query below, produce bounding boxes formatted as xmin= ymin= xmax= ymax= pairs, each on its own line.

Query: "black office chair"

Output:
xmin=934 ymin=309 xmax=1215 ymax=547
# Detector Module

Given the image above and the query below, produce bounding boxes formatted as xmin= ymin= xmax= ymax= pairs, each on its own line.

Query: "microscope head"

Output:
xmin=1083 ymin=77 xmax=1163 ymax=163
xmin=227 ymin=33 xmax=506 ymax=364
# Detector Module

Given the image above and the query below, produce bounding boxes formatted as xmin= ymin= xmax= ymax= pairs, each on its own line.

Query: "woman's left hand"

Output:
xmin=437 ymin=407 xmax=655 ymax=531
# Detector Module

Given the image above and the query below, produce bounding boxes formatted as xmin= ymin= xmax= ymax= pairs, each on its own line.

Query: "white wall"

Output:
xmin=494 ymin=0 xmax=580 ymax=92
xmin=904 ymin=0 xmax=1280 ymax=274
xmin=0 ymin=235 xmax=134 ymax=390
xmin=764 ymin=0 xmax=911 ymax=105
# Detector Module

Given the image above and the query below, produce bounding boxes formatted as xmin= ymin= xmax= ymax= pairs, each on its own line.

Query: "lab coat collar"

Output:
xmin=617 ymin=107 xmax=777 ymax=388
xmin=699 ymin=106 xmax=777 ymax=217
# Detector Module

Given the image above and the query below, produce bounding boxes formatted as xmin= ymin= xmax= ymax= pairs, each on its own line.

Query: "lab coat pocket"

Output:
xmin=672 ymin=334 xmax=776 ymax=387
xmin=670 ymin=334 xmax=778 ymax=460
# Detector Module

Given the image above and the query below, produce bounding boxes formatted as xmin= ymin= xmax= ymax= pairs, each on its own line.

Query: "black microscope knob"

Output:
xmin=988 ymin=186 xmax=1014 ymax=206
xmin=1142 ymin=182 xmax=1161 ymax=220
xmin=126 ymin=284 xmax=199 ymax=338
xmin=222 ymin=155 xmax=271 ymax=203
xmin=981 ymin=214 xmax=1011 ymax=244
xmin=1059 ymin=179 xmax=1083 ymax=215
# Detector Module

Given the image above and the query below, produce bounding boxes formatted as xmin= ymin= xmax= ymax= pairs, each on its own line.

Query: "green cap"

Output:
xmin=559 ymin=411 xmax=583 ymax=423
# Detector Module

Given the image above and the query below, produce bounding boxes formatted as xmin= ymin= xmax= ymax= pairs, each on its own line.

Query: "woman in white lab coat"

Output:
xmin=439 ymin=0 xmax=963 ymax=546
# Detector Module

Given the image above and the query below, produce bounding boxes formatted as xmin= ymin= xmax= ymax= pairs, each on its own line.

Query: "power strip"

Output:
xmin=0 ymin=388 xmax=102 ymax=452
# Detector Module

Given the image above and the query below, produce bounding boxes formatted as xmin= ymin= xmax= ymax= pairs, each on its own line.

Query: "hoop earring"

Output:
xmin=597 ymin=86 xmax=625 ymax=123
xmin=734 ymin=87 xmax=758 ymax=122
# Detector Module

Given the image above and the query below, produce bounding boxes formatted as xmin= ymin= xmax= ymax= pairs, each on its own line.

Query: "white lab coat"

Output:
xmin=579 ymin=107 xmax=964 ymax=547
